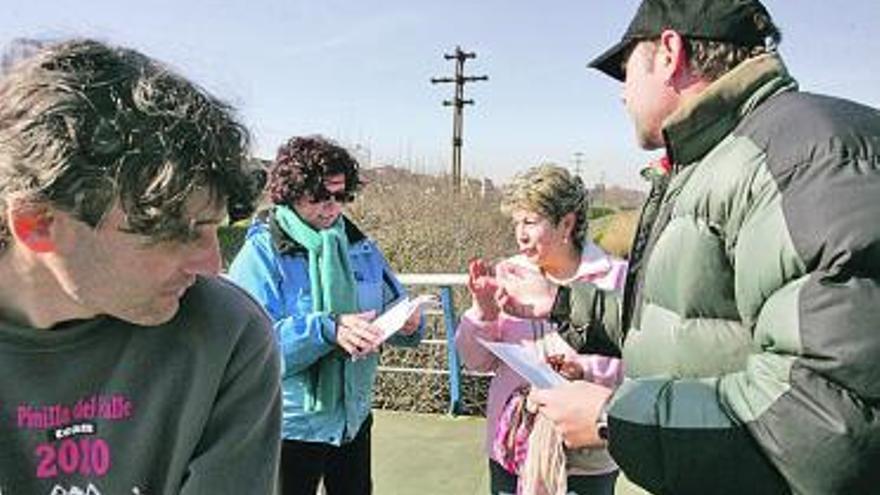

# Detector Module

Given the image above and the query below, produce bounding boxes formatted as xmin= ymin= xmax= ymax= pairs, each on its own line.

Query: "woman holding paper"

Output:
xmin=455 ymin=164 xmax=626 ymax=495
xmin=228 ymin=135 xmax=424 ymax=495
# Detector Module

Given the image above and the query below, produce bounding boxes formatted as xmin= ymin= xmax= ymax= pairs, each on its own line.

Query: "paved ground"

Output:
xmin=372 ymin=409 xmax=650 ymax=495
xmin=373 ymin=410 xmax=488 ymax=495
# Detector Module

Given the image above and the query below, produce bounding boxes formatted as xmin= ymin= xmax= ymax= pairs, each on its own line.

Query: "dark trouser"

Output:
xmin=280 ymin=415 xmax=373 ymax=495
xmin=489 ymin=459 xmax=618 ymax=495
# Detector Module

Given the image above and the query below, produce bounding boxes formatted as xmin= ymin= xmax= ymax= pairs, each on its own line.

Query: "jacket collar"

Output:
xmin=662 ymin=53 xmax=798 ymax=167
xmin=506 ymin=242 xmax=613 ymax=284
xmin=258 ymin=208 xmax=367 ymax=255
xmin=564 ymin=242 xmax=614 ymax=283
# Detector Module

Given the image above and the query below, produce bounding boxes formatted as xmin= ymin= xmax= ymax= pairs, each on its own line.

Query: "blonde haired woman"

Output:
xmin=456 ymin=164 xmax=625 ymax=495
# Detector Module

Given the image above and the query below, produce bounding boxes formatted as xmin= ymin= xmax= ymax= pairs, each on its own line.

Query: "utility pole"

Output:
xmin=431 ymin=46 xmax=487 ymax=193
xmin=572 ymin=151 xmax=585 ymax=180
xmin=596 ymin=170 xmax=607 ymax=206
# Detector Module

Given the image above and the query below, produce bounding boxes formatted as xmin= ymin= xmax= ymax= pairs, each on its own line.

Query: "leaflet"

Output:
xmin=374 ymin=294 xmax=440 ymax=342
xmin=476 ymin=338 xmax=567 ymax=389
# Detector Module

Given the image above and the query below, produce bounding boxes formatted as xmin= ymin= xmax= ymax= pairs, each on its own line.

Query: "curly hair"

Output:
xmin=0 ymin=38 xmax=255 ymax=250
xmin=501 ymin=164 xmax=590 ymax=252
xmin=265 ymin=135 xmax=361 ymax=206
xmin=685 ymin=8 xmax=781 ymax=81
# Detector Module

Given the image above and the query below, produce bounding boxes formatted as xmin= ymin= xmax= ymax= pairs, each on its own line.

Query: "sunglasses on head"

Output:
xmin=308 ymin=189 xmax=355 ymax=204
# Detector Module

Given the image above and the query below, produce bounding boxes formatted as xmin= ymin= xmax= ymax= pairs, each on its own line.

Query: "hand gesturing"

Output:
xmin=466 ymin=258 xmax=501 ymax=321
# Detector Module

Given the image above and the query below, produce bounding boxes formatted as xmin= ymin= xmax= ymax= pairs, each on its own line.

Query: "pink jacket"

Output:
xmin=454 ymin=243 xmax=627 ymax=475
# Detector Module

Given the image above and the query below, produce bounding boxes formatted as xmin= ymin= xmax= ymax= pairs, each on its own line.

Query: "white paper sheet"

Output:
xmin=374 ymin=294 xmax=440 ymax=342
xmin=477 ymin=338 xmax=567 ymax=389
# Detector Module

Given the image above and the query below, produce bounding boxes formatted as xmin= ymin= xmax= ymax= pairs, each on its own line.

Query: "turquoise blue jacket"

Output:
xmin=228 ymin=211 xmax=423 ymax=445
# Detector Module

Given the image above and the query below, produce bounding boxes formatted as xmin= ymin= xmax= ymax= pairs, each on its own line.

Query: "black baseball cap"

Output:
xmin=589 ymin=0 xmax=777 ymax=81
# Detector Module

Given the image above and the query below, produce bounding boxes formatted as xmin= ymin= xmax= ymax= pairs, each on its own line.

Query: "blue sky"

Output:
xmin=3 ymin=0 xmax=879 ymax=189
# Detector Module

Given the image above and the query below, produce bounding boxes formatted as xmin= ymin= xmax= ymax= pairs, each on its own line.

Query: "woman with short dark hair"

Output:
xmin=229 ymin=135 xmax=424 ymax=495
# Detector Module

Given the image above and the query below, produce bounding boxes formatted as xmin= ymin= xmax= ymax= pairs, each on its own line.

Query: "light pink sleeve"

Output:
xmin=454 ymin=308 xmax=502 ymax=372
xmin=570 ymin=254 xmax=627 ymax=388
xmin=576 ymin=354 xmax=624 ymax=388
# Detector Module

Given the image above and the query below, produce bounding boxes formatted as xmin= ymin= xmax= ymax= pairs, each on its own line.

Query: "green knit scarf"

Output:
xmin=275 ymin=205 xmax=359 ymax=413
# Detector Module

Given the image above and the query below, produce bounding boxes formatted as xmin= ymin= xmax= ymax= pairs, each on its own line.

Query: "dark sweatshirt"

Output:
xmin=0 ymin=276 xmax=281 ymax=494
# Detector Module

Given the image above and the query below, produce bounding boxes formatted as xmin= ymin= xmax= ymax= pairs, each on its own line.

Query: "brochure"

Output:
xmin=476 ymin=338 xmax=567 ymax=389
xmin=374 ymin=294 xmax=440 ymax=342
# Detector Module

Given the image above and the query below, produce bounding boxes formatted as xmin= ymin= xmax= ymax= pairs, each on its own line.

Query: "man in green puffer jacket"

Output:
xmin=499 ymin=1 xmax=880 ymax=494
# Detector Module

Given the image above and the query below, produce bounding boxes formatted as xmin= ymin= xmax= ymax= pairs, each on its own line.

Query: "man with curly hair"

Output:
xmin=0 ymin=39 xmax=280 ymax=493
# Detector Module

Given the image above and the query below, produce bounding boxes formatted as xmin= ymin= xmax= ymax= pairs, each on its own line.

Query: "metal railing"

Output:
xmin=393 ymin=273 xmax=468 ymax=415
